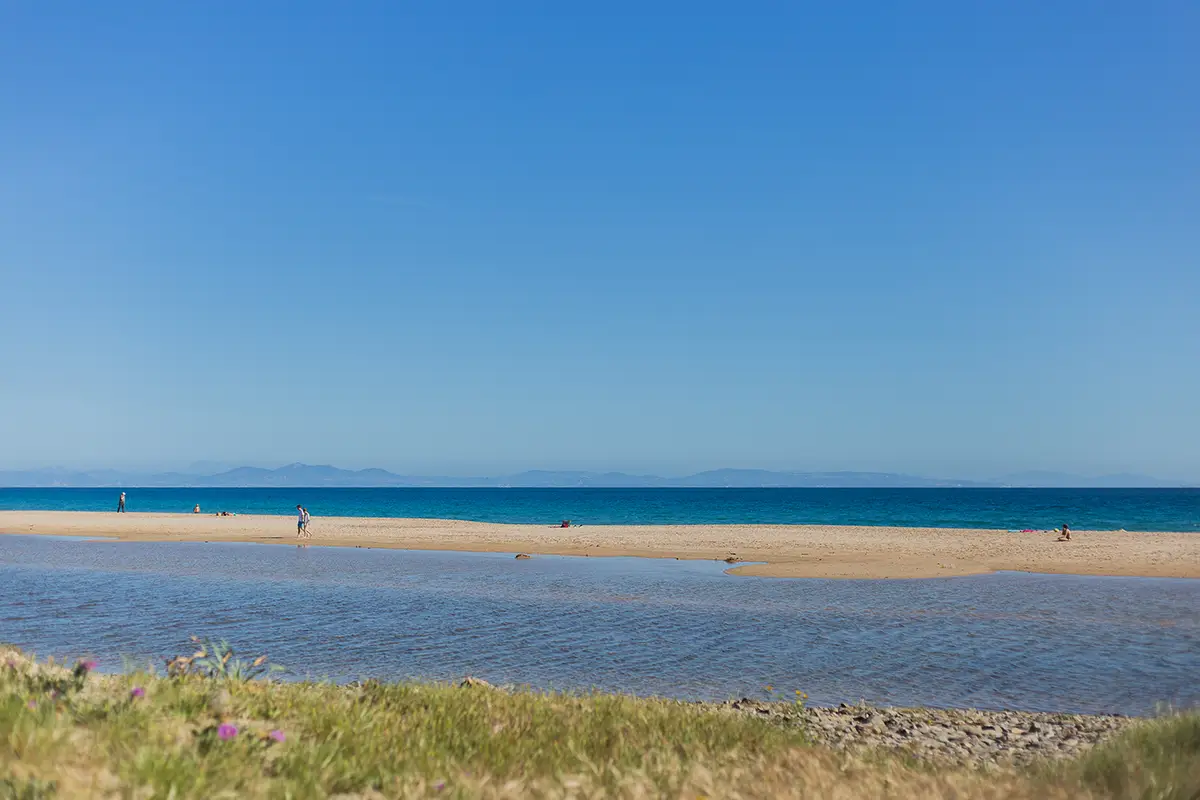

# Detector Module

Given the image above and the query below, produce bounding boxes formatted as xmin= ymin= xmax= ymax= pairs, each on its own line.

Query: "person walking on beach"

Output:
xmin=296 ymin=505 xmax=310 ymax=538
xmin=117 ymin=492 xmax=126 ymax=513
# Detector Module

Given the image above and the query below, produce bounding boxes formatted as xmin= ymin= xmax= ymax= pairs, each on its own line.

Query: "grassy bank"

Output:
xmin=2 ymin=647 xmax=1196 ymax=799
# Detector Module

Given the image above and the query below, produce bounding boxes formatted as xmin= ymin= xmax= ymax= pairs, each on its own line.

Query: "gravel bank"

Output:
xmin=711 ymin=700 xmax=1140 ymax=765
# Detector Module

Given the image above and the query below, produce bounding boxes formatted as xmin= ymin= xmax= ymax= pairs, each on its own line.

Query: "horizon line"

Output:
xmin=0 ymin=461 xmax=1195 ymax=490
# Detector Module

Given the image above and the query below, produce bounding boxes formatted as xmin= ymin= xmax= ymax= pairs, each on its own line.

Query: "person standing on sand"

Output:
xmin=296 ymin=505 xmax=310 ymax=538
xmin=117 ymin=492 xmax=126 ymax=513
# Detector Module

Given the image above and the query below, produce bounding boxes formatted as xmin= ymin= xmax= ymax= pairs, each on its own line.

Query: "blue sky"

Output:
xmin=1 ymin=1 xmax=1197 ymax=480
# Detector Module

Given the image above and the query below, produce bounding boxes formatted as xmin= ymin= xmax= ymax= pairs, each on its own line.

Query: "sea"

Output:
xmin=1 ymin=487 xmax=1198 ymax=530
xmin=3 ymin=488 xmax=1197 ymax=714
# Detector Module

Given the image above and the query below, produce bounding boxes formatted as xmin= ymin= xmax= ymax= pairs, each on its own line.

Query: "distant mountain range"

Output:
xmin=993 ymin=471 xmax=1186 ymax=488
xmin=0 ymin=464 xmax=1191 ymax=488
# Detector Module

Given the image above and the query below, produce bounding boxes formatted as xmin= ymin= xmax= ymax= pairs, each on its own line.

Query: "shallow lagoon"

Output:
xmin=1 ymin=535 xmax=1196 ymax=715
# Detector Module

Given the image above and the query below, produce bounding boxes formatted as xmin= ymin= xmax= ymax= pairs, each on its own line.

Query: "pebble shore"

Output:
xmin=710 ymin=700 xmax=1139 ymax=765
xmin=465 ymin=677 xmax=1143 ymax=766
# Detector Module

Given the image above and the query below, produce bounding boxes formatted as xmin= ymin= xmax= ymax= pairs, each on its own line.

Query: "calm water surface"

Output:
xmin=3 ymin=487 xmax=1199 ymax=531
xmin=1 ymin=535 xmax=1196 ymax=716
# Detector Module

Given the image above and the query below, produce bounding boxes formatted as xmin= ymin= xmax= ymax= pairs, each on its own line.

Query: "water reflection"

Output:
xmin=0 ymin=535 xmax=1196 ymax=715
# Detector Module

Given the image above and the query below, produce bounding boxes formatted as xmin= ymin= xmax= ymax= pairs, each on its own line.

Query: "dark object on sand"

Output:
xmin=515 ymin=553 xmax=532 ymax=560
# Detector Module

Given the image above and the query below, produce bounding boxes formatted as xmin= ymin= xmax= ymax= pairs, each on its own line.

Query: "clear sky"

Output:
xmin=1 ymin=1 xmax=1197 ymax=480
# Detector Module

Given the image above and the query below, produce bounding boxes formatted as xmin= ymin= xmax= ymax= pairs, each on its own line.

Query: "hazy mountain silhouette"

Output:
xmin=675 ymin=469 xmax=983 ymax=488
xmin=1 ymin=464 xmax=1190 ymax=488
xmin=996 ymin=471 xmax=1183 ymax=488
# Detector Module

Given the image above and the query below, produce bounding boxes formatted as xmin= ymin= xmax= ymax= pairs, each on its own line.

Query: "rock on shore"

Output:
xmin=711 ymin=700 xmax=1138 ymax=765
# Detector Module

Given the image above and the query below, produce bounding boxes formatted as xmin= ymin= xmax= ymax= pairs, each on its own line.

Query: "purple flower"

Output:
xmin=130 ymin=687 xmax=145 ymax=699
xmin=80 ymin=660 xmax=97 ymax=672
xmin=268 ymin=729 xmax=286 ymax=743
xmin=27 ymin=700 xmax=36 ymax=709
xmin=217 ymin=724 xmax=238 ymax=740
xmin=433 ymin=781 xmax=445 ymax=792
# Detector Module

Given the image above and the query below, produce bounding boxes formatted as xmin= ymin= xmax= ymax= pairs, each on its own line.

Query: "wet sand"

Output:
xmin=2 ymin=510 xmax=1197 ymax=579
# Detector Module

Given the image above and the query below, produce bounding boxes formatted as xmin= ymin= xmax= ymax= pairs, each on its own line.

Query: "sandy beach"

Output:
xmin=1 ymin=510 xmax=1197 ymax=579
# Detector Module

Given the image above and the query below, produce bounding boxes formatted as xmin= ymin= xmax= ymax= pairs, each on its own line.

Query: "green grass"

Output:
xmin=2 ymin=647 xmax=1197 ymax=799
xmin=1050 ymin=713 xmax=1200 ymax=800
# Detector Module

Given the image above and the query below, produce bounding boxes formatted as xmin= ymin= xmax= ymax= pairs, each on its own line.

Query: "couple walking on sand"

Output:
xmin=296 ymin=505 xmax=311 ymax=538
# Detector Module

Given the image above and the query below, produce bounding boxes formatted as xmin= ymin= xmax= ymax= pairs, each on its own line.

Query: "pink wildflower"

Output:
xmin=130 ymin=687 xmax=145 ymax=699
xmin=268 ymin=729 xmax=286 ymax=743
xmin=217 ymin=723 xmax=238 ymax=740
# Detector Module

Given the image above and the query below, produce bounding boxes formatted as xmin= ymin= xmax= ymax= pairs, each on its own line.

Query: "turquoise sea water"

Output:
xmin=1 ymin=487 xmax=1198 ymax=530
